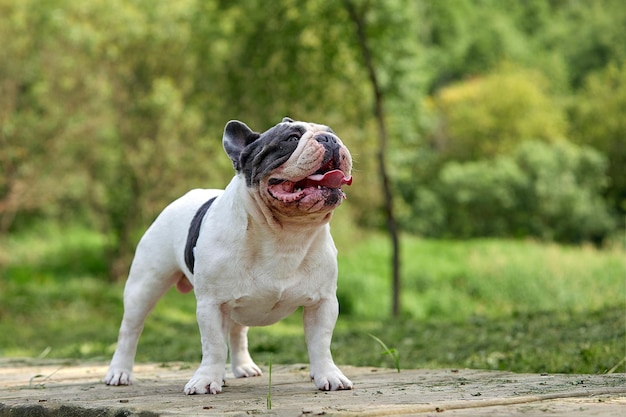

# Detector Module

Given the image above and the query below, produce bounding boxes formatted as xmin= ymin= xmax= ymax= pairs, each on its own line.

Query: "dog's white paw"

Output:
xmin=104 ymin=369 xmax=133 ymax=386
xmin=310 ymin=365 xmax=353 ymax=391
xmin=184 ymin=374 xmax=224 ymax=395
xmin=232 ymin=362 xmax=263 ymax=378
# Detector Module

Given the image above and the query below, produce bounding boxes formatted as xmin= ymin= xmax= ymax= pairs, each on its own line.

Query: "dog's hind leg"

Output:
xmin=105 ymin=253 xmax=182 ymax=386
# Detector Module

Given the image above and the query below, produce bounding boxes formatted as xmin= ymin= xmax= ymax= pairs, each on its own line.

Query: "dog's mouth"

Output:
xmin=267 ymin=164 xmax=352 ymax=204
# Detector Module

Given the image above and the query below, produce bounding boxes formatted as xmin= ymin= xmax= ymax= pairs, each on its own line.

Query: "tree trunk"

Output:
xmin=344 ymin=0 xmax=401 ymax=317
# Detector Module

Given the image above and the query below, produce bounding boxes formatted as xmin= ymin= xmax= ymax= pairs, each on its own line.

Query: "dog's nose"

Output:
xmin=315 ymin=133 xmax=339 ymax=145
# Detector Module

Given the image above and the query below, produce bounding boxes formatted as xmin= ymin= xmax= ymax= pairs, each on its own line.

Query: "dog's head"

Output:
xmin=223 ymin=117 xmax=352 ymax=220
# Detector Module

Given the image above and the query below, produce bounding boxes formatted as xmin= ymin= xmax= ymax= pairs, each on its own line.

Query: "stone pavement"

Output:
xmin=0 ymin=359 xmax=624 ymax=416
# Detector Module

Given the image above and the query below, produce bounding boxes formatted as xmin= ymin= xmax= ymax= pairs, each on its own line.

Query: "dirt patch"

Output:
xmin=0 ymin=360 xmax=624 ymax=416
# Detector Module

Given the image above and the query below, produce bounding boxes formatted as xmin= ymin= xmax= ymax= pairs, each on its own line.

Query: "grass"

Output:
xmin=368 ymin=334 xmax=400 ymax=372
xmin=0 ymin=223 xmax=624 ymax=375
xmin=337 ymin=235 xmax=625 ymax=319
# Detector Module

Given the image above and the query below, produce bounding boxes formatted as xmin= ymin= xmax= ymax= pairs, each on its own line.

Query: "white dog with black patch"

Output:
xmin=104 ymin=117 xmax=354 ymax=394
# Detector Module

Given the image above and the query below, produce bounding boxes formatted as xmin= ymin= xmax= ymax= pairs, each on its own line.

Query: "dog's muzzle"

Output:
xmin=266 ymin=133 xmax=352 ymax=209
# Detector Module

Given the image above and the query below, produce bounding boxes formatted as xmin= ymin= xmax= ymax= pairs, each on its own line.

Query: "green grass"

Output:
xmin=338 ymin=235 xmax=625 ymax=319
xmin=0 ymin=224 xmax=624 ymax=374
xmin=368 ymin=334 xmax=400 ymax=372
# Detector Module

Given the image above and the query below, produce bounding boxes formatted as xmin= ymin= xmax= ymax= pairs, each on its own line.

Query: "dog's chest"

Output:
xmin=228 ymin=290 xmax=309 ymax=326
xmin=225 ymin=254 xmax=331 ymax=326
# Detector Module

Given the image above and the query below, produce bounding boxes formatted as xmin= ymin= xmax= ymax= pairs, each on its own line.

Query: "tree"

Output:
xmin=343 ymin=0 xmax=423 ymax=317
xmin=0 ymin=0 xmax=118 ymax=233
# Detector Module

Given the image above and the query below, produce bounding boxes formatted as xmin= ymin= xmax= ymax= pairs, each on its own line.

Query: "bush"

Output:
xmin=437 ymin=157 xmax=528 ymax=238
xmin=429 ymin=65 xmax=567 ymax=161
xmin=404 ymin=140 xmax=615 ymax=243
xmin=513 ymin=141 xmax=615 ymax=242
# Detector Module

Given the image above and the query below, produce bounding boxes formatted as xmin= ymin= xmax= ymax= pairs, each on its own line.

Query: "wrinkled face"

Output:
xmin=223 ymin=117 xmax=352 ymax=219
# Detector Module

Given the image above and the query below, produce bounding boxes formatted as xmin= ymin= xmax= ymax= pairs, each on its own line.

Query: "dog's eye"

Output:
xmin=287 ymin=135 xmax=300 ymax=142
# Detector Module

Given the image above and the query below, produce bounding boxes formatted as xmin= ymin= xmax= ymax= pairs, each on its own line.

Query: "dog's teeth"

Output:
xmin=317 ymin=186 xmax=322 ymax=190
xmin=295 ymin=188 xmax=302 ymax=192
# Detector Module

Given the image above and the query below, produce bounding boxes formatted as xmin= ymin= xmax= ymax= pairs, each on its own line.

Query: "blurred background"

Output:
xmin=1 ymin=0 xmax=624 ymax=373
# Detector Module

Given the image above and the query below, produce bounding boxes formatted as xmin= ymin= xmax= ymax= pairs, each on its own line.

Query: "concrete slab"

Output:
xmin=0 ymin=359 xmax=624 ymax=416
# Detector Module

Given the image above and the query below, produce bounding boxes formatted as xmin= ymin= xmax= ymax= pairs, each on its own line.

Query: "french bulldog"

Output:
xmin=104 ymin=117 xmax=354 ymax=394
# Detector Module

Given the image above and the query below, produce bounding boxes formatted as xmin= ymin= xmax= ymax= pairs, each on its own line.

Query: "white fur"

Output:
xmin=104 ymin=172 xmax=353 ymax=394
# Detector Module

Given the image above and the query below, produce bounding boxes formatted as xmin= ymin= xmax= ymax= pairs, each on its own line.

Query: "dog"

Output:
xmin=104 ymin=117 xmax=354 ymax=394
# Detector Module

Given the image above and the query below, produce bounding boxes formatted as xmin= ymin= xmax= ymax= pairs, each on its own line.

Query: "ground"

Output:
xmin=0 ymin=359 xmax=624 ymax=416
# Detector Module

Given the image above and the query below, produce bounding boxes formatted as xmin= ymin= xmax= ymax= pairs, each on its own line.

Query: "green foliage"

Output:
xmin=540 ymin=0 xmax=626 ymax=88
xmin=570 ymin=63 xmax=626 ymax=216
xmin=402 ymin=141 xmax=615 ymax=242
xmin=513 ymin=141 xmax=615 ymax=242
xmin=419 ymin=0 xmax=532 ymax=90
xmin=437 ymin=157 xmax=527 ymax=238
xmin=1 ymin=0 xmax=625 ymax=277
xmin=429 ymin=65 xmax=567 ymax=160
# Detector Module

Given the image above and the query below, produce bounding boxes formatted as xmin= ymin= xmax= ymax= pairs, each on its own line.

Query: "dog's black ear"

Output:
xmin=223 ymin=120 xmax=260 ymax=170
xmin=282 ymin=117 xmax=294 ymax=123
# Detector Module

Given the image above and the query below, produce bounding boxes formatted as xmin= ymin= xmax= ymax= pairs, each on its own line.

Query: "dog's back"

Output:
xmin=130 ymin=189 xmax=223 ymax=286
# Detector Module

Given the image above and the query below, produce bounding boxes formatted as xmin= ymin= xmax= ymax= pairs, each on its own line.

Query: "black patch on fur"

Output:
xmin=238 ymin=123 xmax=305 ymax=187
xmin=184 ymin=197 xmax=217 ymax=274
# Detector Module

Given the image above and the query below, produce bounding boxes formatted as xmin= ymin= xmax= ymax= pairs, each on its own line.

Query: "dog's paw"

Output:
xmin=310 ymin=365 xmax=353 ymax=391
xmin=232 ymin=361 xmax=263 ymax=378
xmin=184 ymin=375 xmax=224 ymax=395
xmin=104 ymin=369 xmax=133 ymax=386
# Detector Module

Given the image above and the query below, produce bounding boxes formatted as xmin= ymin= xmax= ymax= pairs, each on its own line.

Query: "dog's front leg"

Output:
xmin=303 ymin=298 xmax=353 ymax=391
xmin=184 ymin=301 xmax=228 ymax=395
xmin=229 ymin=322 xmax=263 ymax=378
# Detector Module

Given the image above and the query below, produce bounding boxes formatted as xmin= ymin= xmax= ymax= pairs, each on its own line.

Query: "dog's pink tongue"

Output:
xmin=307 ymin=170 xmax=353 ymax=188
